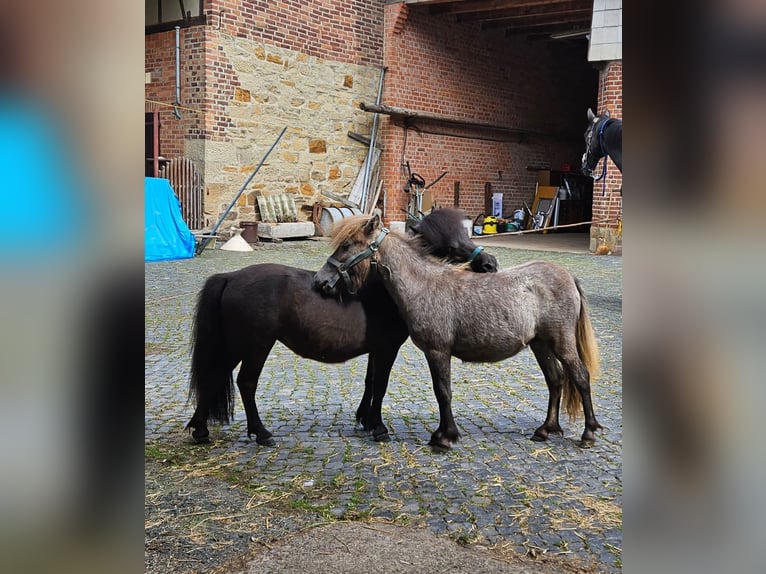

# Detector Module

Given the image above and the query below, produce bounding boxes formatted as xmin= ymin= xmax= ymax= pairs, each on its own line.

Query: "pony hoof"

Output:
xmin=533 ymin=426 xmax=563 ymax=441
xmin=579 ymin=427 xmax=599 ymax=447
xmin=429 ymin=442 xmax=451 ymax=453
xmin=429 ymin=435 xmax=453 ymax=451
xmin=373 ymin=431 xmax=391 ymax=442
xmin=189 ymin=427 xmax=210 ymax=443
xmin=257 ymin=436 xmax=276 ymax=447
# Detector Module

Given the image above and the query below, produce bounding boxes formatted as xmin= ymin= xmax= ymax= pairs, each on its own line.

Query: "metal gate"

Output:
xmin=159 ymin=157 xmax=204 ymax=230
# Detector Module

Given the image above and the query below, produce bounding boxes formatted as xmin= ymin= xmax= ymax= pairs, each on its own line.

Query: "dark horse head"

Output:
xmin=582 ymin=108 xmax=623 ymax=177
xmin=410 ymin=208 xmax=498 ymax=273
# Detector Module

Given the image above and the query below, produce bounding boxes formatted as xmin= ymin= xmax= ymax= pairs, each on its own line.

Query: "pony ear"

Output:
xmin=363 ymin=213 xmax=381 ymax=234
xmin=604 ymin=110 xmax=611 ymax=118
xmin=587 ymin=108 xmax=596 ymax=122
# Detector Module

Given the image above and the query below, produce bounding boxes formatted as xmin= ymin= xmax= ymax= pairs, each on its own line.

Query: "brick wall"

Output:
xmin=590 ymin=59 xmax=622 ymax=253
xmin=379 ymin=4 xmax=596 ymax=224
xmin=145 ymin=27 xmax=206 ymax=161
xmin=201 ymin=37 xmax=382 ymax=227
xmin=210 ymin=0 xmax=383 ymax=66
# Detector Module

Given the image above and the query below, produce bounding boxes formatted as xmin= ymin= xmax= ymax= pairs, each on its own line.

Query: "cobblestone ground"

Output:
xmin=146 ymin=239 xmax=622 ymax=572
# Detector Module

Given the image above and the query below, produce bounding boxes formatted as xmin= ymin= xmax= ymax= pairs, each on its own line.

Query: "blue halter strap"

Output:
xmin=467 ymin=245 xmax=484 ymax=263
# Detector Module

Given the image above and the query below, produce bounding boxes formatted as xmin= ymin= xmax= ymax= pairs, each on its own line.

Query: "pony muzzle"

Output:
xmin=322 ymin=256 xmax=353 ymax=293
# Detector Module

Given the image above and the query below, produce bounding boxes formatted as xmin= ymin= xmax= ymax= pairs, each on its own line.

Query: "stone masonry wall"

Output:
xmin=200 ymin=0 xmax=385 ymax=228
xmin=203 ymin=35 xmax=383 ymax=226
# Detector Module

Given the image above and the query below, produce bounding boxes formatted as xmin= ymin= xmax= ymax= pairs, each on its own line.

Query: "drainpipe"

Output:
xmin=173 ymin=26 xmax=182 ymax=119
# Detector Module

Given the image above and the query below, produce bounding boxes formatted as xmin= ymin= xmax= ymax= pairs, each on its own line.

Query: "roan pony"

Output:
xmin=582 ymin=108 xmax=622 ymax=177
xmin=186 ymin=208 xmax=497 ymax=445
xmin=314 ymin=214 xmax=602 ymax=449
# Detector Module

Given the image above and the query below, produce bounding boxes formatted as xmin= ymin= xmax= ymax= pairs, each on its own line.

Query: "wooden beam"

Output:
xmin=456 ymin=2 xmax=590 ymax=22
xmin=427 ymin=0 xmax=575 ymax=16
xmin=480 ymin=11 xmax=591 ymax=28
xmin=484 ymin=182 xmax=493 ymax=216
xmin=361 ymin=102 xmax=544 ymax=137
xmin=501 ymin=19 xmax=589 ymax=33
xmin=359 ymin=102 xmax=579 ymax=143
xmin=347 ymin=130 xmax=383 ymax=149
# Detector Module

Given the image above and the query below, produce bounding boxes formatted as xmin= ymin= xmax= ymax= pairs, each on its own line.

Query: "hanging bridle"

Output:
xmin=322 ymin=228 xmax=390 ymax=294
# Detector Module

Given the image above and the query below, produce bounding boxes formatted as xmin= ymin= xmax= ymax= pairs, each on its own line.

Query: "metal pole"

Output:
xmin=361 ymin=66 xmax=387 ymax=212
xmin=153 ymin=109 xmax=159 ymax=177
xmin=197 ymin=126 xmax=287 ymax=254
xmin=173 ymin=26 xmax=182 ymax=119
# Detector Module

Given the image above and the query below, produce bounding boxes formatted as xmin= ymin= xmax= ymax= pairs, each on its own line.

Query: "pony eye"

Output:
xmin=341 ymin=240 xmax=352 ymax=249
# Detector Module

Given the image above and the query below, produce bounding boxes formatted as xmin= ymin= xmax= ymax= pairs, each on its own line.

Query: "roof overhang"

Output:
xmin=398 ymin=0 xmax=592 ymax=40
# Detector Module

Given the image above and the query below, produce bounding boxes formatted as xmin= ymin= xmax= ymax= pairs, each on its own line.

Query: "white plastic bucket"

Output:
xmin=461 ymin=218 xmax=472 ymax=238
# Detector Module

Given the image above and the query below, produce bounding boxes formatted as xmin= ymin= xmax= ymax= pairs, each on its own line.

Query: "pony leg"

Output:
xmin=355 ymin=353 xmax=375 ymax=429
xmin=364 ymin=346 xmax=399 ymax=442
xmin=560 ymin=354 xmax=603 ymax=446
xmin=187 ymin=405 xmax=211 ymax=443
xmin=186 ymin=361 xmax=238 ymax=444
xmin=424 ymin=350 xmax=460 ymax=449
xmin=529 ymin=341 xmax=565 ymax=441
xmin=236 ymin=349 xmax=276 ymax=446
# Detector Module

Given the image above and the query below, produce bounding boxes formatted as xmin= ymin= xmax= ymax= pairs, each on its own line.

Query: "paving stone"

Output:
xmin=146 ymin=241 xmax=622 ymax=572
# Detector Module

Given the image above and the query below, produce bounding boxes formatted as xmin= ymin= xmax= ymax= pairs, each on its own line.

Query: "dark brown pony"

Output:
xmin=314 ymin=215 xmax=602 ymax=449
xmin=186 ymin=208 xmax=497 ymax=445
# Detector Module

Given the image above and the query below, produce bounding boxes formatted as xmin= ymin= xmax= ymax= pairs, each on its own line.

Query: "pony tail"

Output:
xmin=562 ymin=381 xmax=582 ymax=422
xmin=575 ymin=279 xmax=601 ymax=380
xmin=187 ymin=274 xmax=235 ymax=425
xmin=561 ymin=280 xmax=601 ymax=421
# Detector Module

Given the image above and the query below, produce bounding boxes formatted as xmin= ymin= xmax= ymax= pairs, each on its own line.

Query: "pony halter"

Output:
xmin=467 ymin=245 xmax=484 ymax=263
xmin=323 ymin=228 xmax=389 ymax=293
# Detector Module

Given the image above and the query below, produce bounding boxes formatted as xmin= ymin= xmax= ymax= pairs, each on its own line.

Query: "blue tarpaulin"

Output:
xmin=145 ymin=177 xmax=195 ymax=261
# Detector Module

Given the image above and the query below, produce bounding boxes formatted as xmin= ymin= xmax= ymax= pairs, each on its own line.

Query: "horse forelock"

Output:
xmin=329 ymin=215 xmax=373 ymax=248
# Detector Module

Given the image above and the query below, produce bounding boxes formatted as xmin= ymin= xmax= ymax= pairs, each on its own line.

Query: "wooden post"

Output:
xmin=484 ymin=182 xmax=492 ymax=215
xmin=453 ymin=181 xmax=460 ymax=208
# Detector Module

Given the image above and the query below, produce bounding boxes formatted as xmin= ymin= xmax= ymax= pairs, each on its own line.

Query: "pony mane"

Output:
xmin=329 ymin=215 xmax=373 ymax=248
xmin=408 ymin=233 xmax=471 ymax=270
